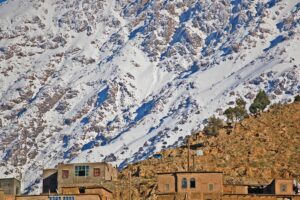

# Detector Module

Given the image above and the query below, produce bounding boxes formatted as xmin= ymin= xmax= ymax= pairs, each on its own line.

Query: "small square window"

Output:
xmin=166 ymin=184 xmax=170 ymax=191
xmin=280 ymin=184 xmax=287 ymax=192
xmin=94 ymin=168 xmax=101 ymax=177
xmin=182 ymin=178 xmax=188 ymax=189
xmin=62 ymin=170 xmax=69 ymax=179
xmin=208 ymin=184 xmax=214 ymax=191
xmin=190 ymin=178 xmax=196 ymax=188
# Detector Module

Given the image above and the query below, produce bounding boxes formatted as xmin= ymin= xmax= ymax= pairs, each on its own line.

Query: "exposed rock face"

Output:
xmin=0 ymin=0 xmax=299 ymax=193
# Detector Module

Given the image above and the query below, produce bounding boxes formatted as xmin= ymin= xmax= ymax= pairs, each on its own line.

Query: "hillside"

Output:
xmin=0 ymin=0 xmax=300 ymax=193
xmin=120 ymin=101 xmax=300 ymax=199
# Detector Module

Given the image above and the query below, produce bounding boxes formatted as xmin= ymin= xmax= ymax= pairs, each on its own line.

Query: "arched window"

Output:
xmin=190 ymin=178 xmax=196 ymax=188
xmin=182 ymin=178 xmax=188 ymax=189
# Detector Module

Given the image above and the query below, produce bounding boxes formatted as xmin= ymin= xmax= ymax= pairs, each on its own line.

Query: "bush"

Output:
xmin=203 ymin=115 xmax=225 ymax=136
xmin=294 ymin=95 xmax=300 ymax=102
xmin=249 ymin=90 xmax=270 ymax=114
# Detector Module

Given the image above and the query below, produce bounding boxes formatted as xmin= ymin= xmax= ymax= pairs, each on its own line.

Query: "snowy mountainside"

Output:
xmin=0 ymin=0 xmax=299 ymax=193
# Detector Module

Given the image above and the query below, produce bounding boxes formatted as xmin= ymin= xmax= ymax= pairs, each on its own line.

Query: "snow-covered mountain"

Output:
xmin=0 ymin=0 xmax=299 ymax=193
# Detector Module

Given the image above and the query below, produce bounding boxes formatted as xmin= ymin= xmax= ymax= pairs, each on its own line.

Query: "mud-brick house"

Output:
xmin=40 ymin=162 xmax=117 ymax=200
xmin=156 ymin=171 xmax=224 ymax=200
xmin=56 ymin=162 xmax=118 ymax=194
xmin=156 ymin=171 xmax=300 ymax=200
xmin=0 ymin=178 xmax=21 ymax=200
xmin=263 ymin=179 xmax=294 ymax=195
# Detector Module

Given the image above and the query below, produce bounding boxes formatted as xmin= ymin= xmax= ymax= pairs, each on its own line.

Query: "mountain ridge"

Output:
xmin=0 ymin=0 xmax=299 ymax=193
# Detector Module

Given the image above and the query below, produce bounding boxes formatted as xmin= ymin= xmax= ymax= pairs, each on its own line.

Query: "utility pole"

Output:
xmin=187 ymin=137 xmax=190 ymax=172
xmin=192 ymin=154 xmax=195 ymax=171
xmin=129 ymin=171 xmax=132 ymax=200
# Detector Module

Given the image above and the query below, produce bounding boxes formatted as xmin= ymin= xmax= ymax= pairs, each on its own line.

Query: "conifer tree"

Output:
xmin=249 ymin=90 xmax=270 ymax=114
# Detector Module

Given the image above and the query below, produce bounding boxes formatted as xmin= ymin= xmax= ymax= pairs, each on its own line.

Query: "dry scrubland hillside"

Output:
xmin=118 ymin=102 xmax=300 ymax=199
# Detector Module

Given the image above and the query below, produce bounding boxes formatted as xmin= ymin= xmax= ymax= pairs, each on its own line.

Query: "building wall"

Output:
xmin=0 ymin=191 xmax=4 ymax=200
xmin=0 ymin=179 xmax=21 ymax=195
xmin=157 ymin=174 xmax=176 ymax=193
xmin=61 ymin=187 xmax=80 ymax=194
xmin=57 ymin=163 xmax=118 ymax=193
xmin=61 ymin=187 xmax=113 ymax=200
xmin=224 ymin=185 xmax=248 ymax=194
xmin=274 ymin=179 xmax=294 ymax=195
xmin=176 ymin=173 xmax=223 ymax=194
xmin=16 ymin=195 xmax=48 ymax=200
xmin=16 ymin=194 xmax=102 ymax=200
xmin=222 ymin=194 xmax=300 ymax=200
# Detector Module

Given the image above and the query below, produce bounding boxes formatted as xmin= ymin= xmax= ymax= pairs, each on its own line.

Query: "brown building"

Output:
xmin=0 ymin=178 xmax=21 ymax=196
xmin=156 ymin=172 xmax=299 ymax=200
xmin=15 ymin=193 xmax=111 ymax=200
xmin=56 ymin=162 xmax=118 ymax=194
xmin=0 ymin=162 xmax=117 ymax=200
xmin=263 ymin=179 xmax=294 ymax=195
xmin=157 ymin=171 xmax=223 ymax=200
xmin=42 ymin=162 xmax=118 ymax=195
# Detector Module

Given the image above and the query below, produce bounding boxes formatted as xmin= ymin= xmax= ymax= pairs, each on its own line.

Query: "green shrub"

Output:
xmin=203 ymin=115 xmax=225 ymax=136
xmin=249 ymin=90 xmax=270 ymax=114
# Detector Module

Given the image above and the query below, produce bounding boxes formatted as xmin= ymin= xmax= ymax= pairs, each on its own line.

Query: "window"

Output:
xmin=16 ymin=187 xmax=20 ymax=195
xmin=94 ymin=168 xmax=101 ymax=177
xmin=208 ymin=184 xmax=214 ymax=191
xmin=280 ymin=184 xmax=287 ymax=192
xmin=49 ymin=196 xmax=61 ymax=200
xmin=79 ymin=187 xmax=85 ymax=194
xmin=182 ymin=178 xmax=188 ymax=189
xmin=166 ymin=184 xmax=170 ymax=192
xmin=75 ymin=166 xmax=89 ymax=176
xmin=63 ymin=197 xmax=75 ymax=200
xmin=50 ymin=197 xmax=74 ymax=200
xmin=190 ymin=178 xmax=196 ymax=188
xmin=62 ymin=170 xmax=69 ymax=179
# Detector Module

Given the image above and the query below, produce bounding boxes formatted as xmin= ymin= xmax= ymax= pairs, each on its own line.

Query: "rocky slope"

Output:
xmin=121 ymin=101 xmax=300 ymax=199
xmin=0 ymin=0 xmax=299 ymax=193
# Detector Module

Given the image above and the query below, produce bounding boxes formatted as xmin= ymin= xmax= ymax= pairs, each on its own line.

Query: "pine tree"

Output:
xmin=249 ymin=90 xmax=270 ymax=114
xmin=224 ymin=98 xmax=248 ymax=123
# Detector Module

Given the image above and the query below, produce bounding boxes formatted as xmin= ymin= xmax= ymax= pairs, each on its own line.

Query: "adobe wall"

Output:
xmin=15 ymin=195 xmax=48 ymax=200
xmin=222 ymin=194 xmax=300 ymax=200
xmin=157 ymin=174 xmax=176 ymax=193
xmin=274 ymin=179 xmax=294 ymax=195
xmin=16 ymin=194 xmax=102 ymax=200
xmin=72 ymin=195 xmax=101 ymax=200
xmin=57 ymin=162 xmax=117 ymax=193
xmin=176 ymin=173 xmax=223 ymax=193
xmin=61 ymin=187 xmax=80 ymax=194
xmin=0 ymin=191 xmax=4 ymax=200
xmin=5 ymin=196 xmax=15 ymax=200
xmin=224 ymin=185 xmax=248 ymax=194
xmin=0 ymin=179 xmax=20 ymax=195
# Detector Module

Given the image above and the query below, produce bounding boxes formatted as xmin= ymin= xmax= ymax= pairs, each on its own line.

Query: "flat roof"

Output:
xmin=223 ymin=194 xmax=299 ymax=197
xmin=61 ymin=185 xmax=113 ymax=193
xmin=157 ymin=171 xmax=223 ymax=175
xmin=17 ymin=194 xmax=105 ymax=197
xmin=58 ymin=162 xmax=112 ymax=166
xmin=0 ymin=177 xmax=21 ymax=181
